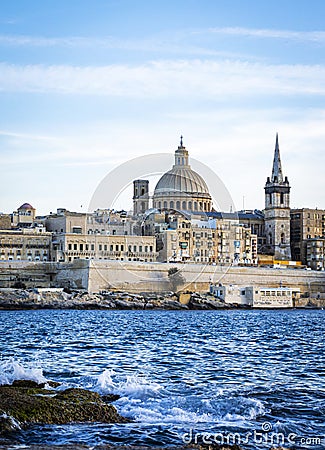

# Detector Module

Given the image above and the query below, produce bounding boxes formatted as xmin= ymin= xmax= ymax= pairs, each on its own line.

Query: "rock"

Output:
xmin=0 ymin=382 xmax=127 ymax=432
xmin=101 ymin=393 xmax=121 ymax=403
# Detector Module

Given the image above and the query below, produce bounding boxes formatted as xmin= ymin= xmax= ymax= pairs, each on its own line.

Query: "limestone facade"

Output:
xmin=51 ymin=233 xmax=157 ymax=263
xmin=0 ymin=229 xmax=52 ymax=262
xmin=151 ymin=212 xmax=257 ymax=265
xmin=291 ymin=208 xmax=325 ymax=264
xmin=12 ymin=203 xmax=36 ymax=228
xmin=306 ymin=238 xmax=325 ymax=270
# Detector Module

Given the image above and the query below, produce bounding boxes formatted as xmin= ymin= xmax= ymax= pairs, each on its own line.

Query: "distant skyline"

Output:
xmin=1 ymin=0 xmax=325 ymax=215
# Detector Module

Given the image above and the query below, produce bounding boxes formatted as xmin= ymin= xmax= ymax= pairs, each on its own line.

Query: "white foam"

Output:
xmin=0 ymin=358 xmax=47 ymax=385
xmin=96 ymin=369 xmax=162 ymax=399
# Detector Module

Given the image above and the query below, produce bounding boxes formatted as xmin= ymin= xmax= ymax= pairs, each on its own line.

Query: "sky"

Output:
xmin=1 ymin=0 xmax=325 ymax=215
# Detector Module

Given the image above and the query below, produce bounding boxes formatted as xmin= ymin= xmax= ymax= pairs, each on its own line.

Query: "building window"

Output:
xmin=80 ymin=244 xmax=83 ymax=251
xmin=99 ymin=244 xmax=102 ymax=251
xmin=280 ymin=192 xmax=284 ymax=204
xmin=68 ymin=244 xmax=72 ymax=251
xmin=150 ymin=245 xmax=153 ymax=252
xmin=121 ymin=245 xmax=124 ymax=251
xmin=163 ymin=201 xmax=167 ymax=209
xmin=139 ymin=246 xmax=143 ymax=252
xmin=182 ymin=201 xmax=186 ymax=210
xmin=110 ymin=245 xmax=113 ymax=251
xmin=145 ymin=246 xmax=148 ymax=252
xmin=269 ymin=194 xmax=272 ymax=205
xmin=281 ymin=233 xmax=285 ymax=244
xmin=73 ymin=244 xmax=77 ymax=250
xmin=91 ymin=244 xmax=94 ymax=251
xmin=116 ymin=245 xmax=119 ymax=251
xmin=176 ymin=201 xmax=180 ymax=210
xmin=170 ymin=201 xmax=174 ymax=209
xmin=133 ymin=245 xmax=137 ymax=252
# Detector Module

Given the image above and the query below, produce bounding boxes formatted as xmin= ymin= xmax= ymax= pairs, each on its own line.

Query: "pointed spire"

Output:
xmin=271 ymin=132 xmax=283 ymax=183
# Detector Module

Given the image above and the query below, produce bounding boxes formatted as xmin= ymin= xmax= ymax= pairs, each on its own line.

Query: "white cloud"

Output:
xmin=0 ymin=59 xmax=325 ymax=97
xmin=204 ymin=27 xmax=325 ymax=43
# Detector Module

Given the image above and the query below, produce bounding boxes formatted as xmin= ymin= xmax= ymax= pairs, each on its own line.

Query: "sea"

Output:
xmin=0 ymin=309 xmax=324 ymax=449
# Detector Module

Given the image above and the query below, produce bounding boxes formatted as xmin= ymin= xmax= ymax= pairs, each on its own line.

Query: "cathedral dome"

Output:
xmin=153 ymin=137 xmax=212 ymax=212
xmin=154 ymin=166 xmax=210 ymax=197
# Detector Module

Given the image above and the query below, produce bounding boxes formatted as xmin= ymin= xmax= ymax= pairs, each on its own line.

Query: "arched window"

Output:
xmin=188 ymin=201 xmax=192 ymax=210
xmin=163 ymin=201 xmax=167 ymax=209
xmin=176 ymin=201 xmax=180 ymax=210
xmin=194 ymin=202 xmax=198 ymax=210
xmin=158 ymin=201 xmax=161 ymax=209
xmin=182 ymin=201 xmax=186 ymax=210
xmin=170 ymin=201 xmax=174 ymax=209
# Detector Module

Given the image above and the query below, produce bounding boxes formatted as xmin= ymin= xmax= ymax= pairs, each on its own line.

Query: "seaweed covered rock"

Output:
xmin=0 ymin=381 xmax=127 ymax=432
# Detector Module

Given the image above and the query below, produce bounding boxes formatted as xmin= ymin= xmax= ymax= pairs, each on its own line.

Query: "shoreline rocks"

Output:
xmin=0 ymin=288 xmax=236 ymax=310
xmin=0 ymin=380 xmax=127 ymax=434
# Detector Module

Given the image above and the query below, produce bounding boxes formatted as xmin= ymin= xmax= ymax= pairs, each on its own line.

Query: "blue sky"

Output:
xmin=1 ymin=0 xmax=325 ymax=215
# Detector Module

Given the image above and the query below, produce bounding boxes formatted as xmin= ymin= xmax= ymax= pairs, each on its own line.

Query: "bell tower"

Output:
xmin=133 ymin=179 xmax=149 ymax=215
xmin=264 ymin=134 xmax=291 ymax=260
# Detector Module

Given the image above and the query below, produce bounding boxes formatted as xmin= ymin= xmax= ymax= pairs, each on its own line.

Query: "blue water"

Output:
xmin=0 ymin=310 xmax=324 ymax=449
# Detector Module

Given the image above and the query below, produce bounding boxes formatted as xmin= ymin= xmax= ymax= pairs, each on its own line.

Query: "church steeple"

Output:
xmin=271 ymin=133 xmax=283 ymax=183
xmin=264 ymin=133 xmax=291 ymax=260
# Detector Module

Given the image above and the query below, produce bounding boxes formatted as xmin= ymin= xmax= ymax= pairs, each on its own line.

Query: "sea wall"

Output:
xmin=0 ymin=260 xmax=89 ymax=290
xmin=87 ymin=260 xmax=325 ymax=294
xmin=0 ymin=260 xmax=324 ymax=295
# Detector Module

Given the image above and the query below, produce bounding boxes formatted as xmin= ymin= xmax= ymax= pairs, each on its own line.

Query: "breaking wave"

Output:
xmin=0 ymin=358 xmax=47 ymax=385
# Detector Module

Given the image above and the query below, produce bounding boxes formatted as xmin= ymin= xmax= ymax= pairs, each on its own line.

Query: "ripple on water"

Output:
xmin=0 ymin=309 xmax=324 ymax=449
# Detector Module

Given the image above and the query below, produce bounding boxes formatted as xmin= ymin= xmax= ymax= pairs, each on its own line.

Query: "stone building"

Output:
xmin=264 ymin=134 xmax=291 ymax=260
xmin=51 ymin=233 xmax=157 ymax=263
xmin=0 ymin=228 xmax=52 ymax=261
xmin=291 ymin=208 xmax=325 ymax=265
xmin=306 ymin=238 xmax=325 ymax=271
xmin=46 ymin=208 xmax=136 ymax=236
xmin=148 ymin=211 xmax=257 ymax=265
xmin=12 ymin=203 xmax=36 ymax=228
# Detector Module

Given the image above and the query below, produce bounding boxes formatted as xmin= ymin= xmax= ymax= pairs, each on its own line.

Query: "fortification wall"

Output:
xmin=0 ymin=260 xmax=324 ymax=295
xmin=87 ymin=260 xmax=325 ymax=294
xmin=0 ymin=260 xmax=89 ymax=290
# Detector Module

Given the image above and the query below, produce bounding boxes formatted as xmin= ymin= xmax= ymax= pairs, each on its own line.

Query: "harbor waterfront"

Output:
xmin=0 ymin=309 xmax=324 ymax=449
xmin=0 ymin=259 xmax=324 ymax=297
